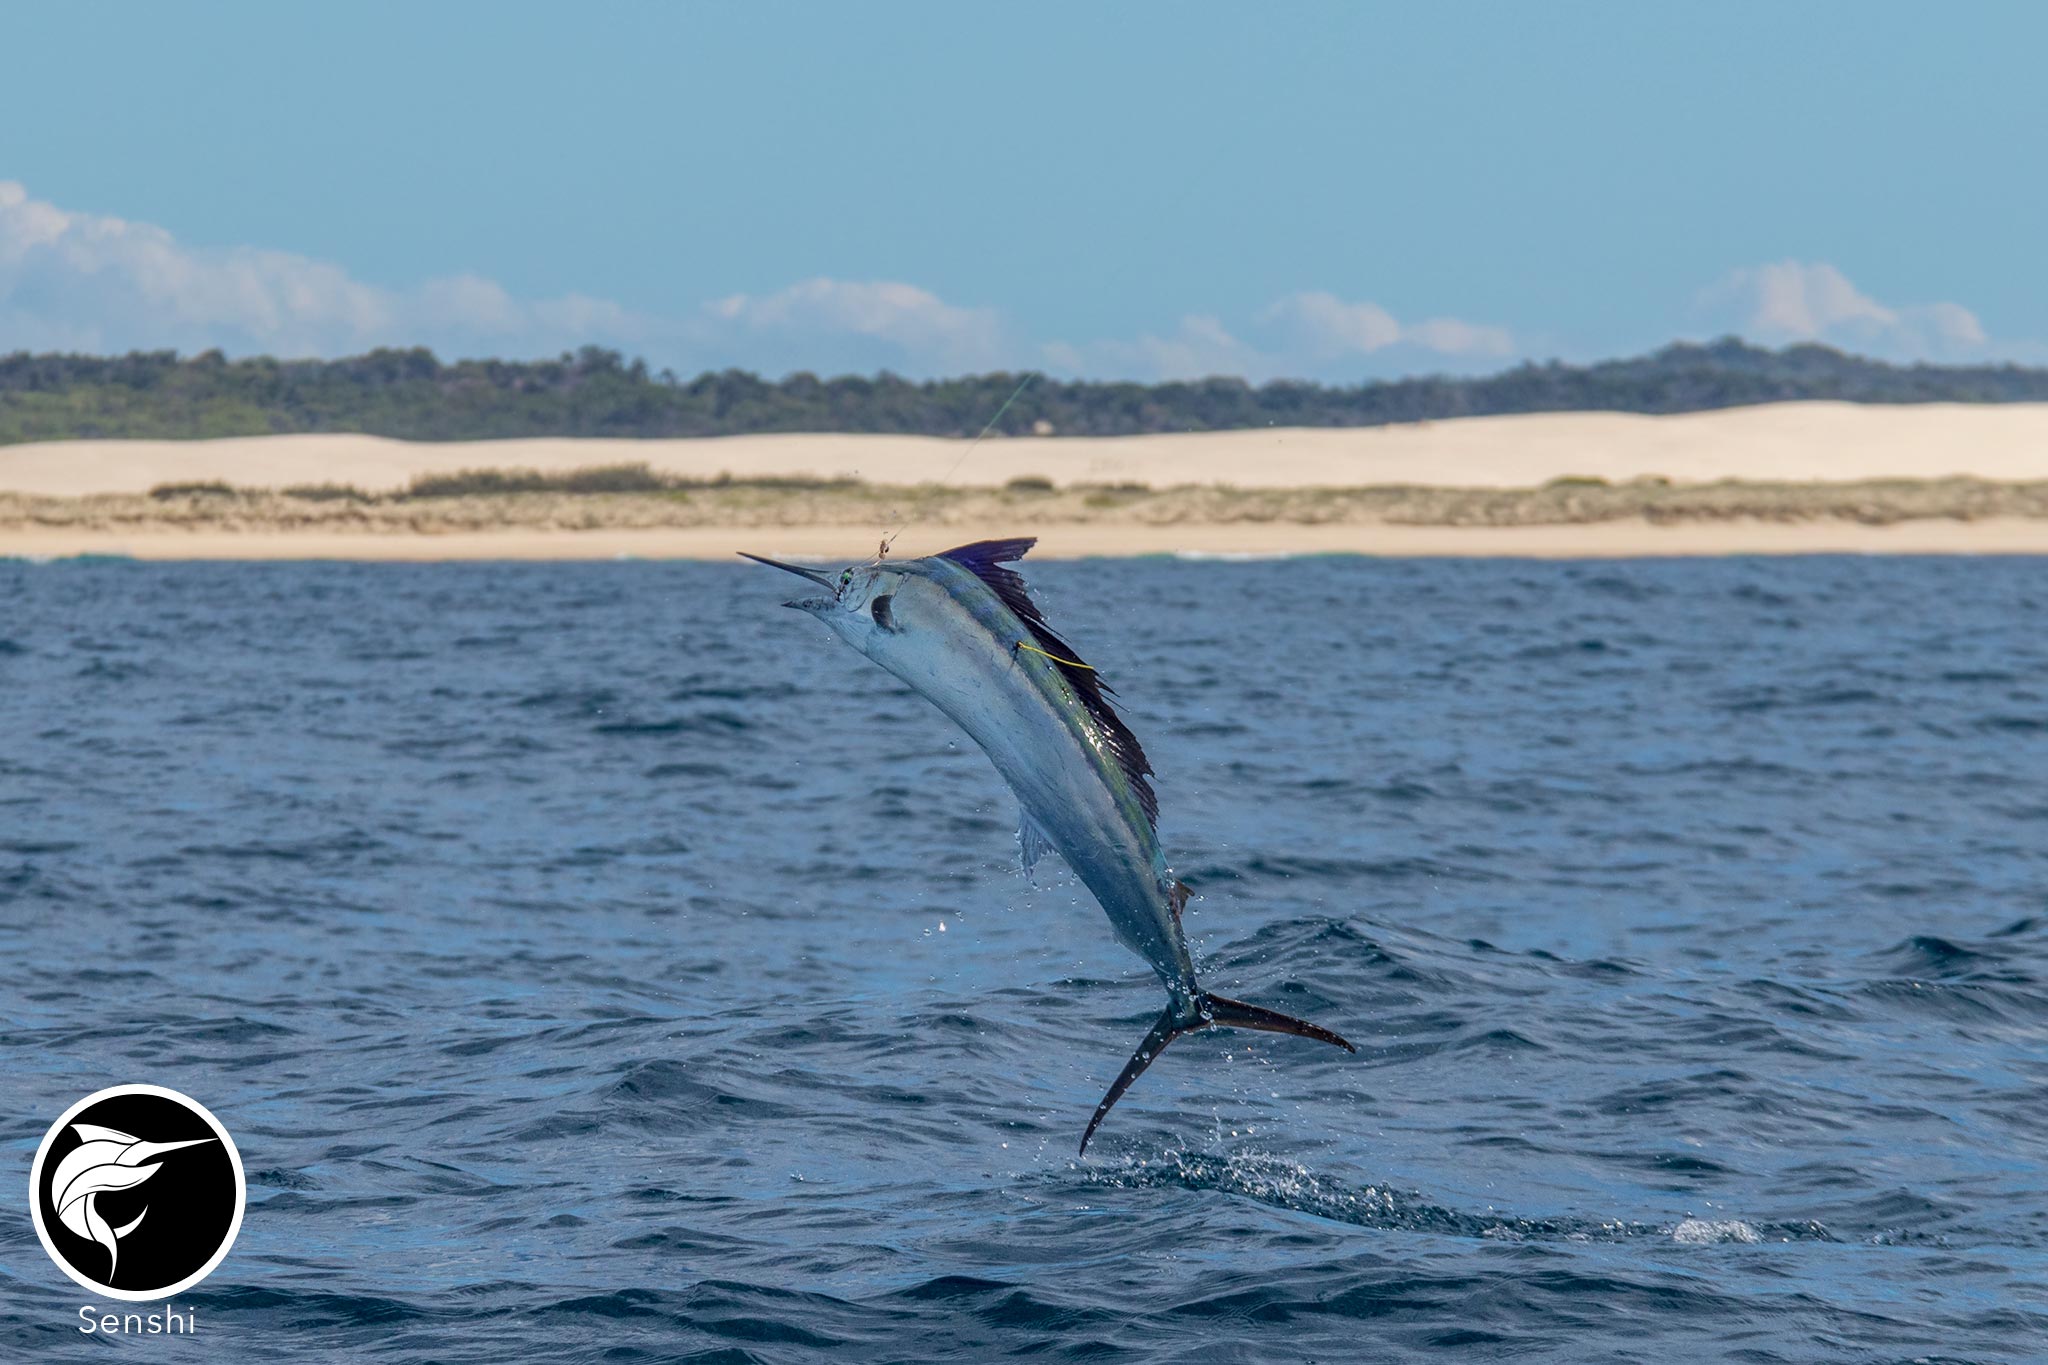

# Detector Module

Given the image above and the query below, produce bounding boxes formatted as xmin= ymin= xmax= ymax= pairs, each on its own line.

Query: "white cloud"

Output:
xmin=707 ymin=278 xmax=1004 ymax=373
xmin=1701 ymin=260 xmax=1992 ymax=360
xmin=1045 ymin=295 xmax=1516 ymax=381
xmin=1260 ymin=291 xmax=1514 ymax=360
xmin=12 ymin=182 xmax=2042 ymax=385
xmin=0 ymin=180 xmax=1009 ymax=374
xmin=1402 ymin=315 xmax=1517 ymax=358
xmin=1262 ymin=293 xmax=1402 ymax=355
xmin=1915 ymin=300 xmax=1988 ymax=348
xmin=1 ymin=180 xmax=1538 ymax=381
xmin=1045 ymin=314 xmax=1267 ymax=382
xmin=1736 ymin=261 xmax=1893 ymax=337
xmin=0 ymin=179 xmax=663 ymax=360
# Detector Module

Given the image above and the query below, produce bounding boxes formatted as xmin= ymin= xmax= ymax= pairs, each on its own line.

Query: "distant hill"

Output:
xmin=5 ymin=338 xmax=2048 ymax=444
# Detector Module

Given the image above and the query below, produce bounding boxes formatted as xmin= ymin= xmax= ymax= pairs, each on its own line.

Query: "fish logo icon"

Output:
xmin=47 ymin=1124 xmax=215 ymax=1279
xmin=30 ymin=1085 xmax=245 ymax=1300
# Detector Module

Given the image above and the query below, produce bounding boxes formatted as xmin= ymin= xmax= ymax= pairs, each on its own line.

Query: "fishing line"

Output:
xmin=1014 ymin=640 xmax=1095 ymax=670
xmin=877 ymin=370 xmax=1039 ymax=561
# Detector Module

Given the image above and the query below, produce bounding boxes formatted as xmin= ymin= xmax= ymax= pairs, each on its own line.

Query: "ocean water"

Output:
xmin=1 ymin=553 xmax=2045 ymax=1363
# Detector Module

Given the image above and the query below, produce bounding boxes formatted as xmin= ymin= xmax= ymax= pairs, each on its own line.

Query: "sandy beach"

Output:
xmin=11 ymin=401 xmax=2048 ymax=496
xmin=6 ymin=401 xmax=2048 ymax=558
xmin=7 ymin=519 xmax=2048 ymax=561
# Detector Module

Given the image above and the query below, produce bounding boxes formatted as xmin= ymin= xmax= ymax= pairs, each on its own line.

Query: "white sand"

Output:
xmin=8 ymin=519 xmax=2048 ymax=561
xmin=8 ymin=401 xmax=2048 ymax=498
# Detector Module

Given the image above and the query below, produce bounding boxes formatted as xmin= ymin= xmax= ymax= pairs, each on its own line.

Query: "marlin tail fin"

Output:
xmin=1078 ymin=992 xmax=1355 ymax=1154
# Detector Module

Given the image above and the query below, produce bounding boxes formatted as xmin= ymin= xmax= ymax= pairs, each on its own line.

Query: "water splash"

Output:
xmin=1072 ymin=1149 xmax=1831 ymax=1245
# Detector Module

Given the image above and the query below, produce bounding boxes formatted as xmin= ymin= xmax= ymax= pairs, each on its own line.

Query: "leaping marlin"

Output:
xmin=744 ymin=538 xmax=1354 ymax=1152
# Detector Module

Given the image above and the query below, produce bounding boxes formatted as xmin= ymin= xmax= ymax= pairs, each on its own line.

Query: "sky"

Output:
xmin=2 ymin=2 xmax=2044 ymax=382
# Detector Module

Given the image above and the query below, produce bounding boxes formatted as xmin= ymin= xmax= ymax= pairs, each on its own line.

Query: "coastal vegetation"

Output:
xmin=10 ymin=471 xmax=2046 ymax=537
xmin=6 ymin=340 xmax=2048 ymax=445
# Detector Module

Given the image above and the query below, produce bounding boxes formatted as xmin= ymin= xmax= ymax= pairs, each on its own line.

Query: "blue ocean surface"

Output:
xmin=1 ymin=554 xmax=2045 ymax=1363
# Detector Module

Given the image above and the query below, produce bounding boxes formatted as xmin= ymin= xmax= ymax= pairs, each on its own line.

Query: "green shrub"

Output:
xmin=404 ymin=468 xmax=549 ymax=497
xmin=551 ymin=463 xmax=671 ymax=494
xmin=148 ymin=481 xmax=237 ymax=500
xmin=405 ymin=465 xmax=677 ymax=497
xmin=281 ymin=482 xmax=373 ymax=502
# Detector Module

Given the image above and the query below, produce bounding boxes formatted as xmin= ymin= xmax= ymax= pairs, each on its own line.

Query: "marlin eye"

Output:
xmin=870 ymin=593 xmax=897 ymax=631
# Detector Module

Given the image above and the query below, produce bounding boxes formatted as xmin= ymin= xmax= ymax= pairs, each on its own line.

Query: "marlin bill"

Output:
xmin=744 ymin=538 xmax=1353 ymax=1152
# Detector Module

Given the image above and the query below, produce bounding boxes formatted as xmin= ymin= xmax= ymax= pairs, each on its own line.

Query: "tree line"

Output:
xmin=4 ymin=339 xmax=2047 ymax=444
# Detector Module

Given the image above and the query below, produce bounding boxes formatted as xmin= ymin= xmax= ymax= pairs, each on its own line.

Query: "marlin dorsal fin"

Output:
xmin=937 ymin=539 xmax=1158 ymax=832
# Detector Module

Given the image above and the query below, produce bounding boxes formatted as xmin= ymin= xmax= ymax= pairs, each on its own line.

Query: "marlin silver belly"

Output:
xmin=877 ymin=588 xmax=1191 ymax=987
xmin=744 ymin=537 xmax=1353 ymax=1151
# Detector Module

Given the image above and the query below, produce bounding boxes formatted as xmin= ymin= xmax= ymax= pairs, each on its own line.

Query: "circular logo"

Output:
xmin=29 ymin=1085 xmax=245 ymax=1301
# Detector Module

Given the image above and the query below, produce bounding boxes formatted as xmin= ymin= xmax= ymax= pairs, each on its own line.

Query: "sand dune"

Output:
xmin=5 ymin=520 xmax=2048 ymax=561
xmin=8 ymin=401 xmax=2048 ymax=498
xmin=7 ymin=401 xmax=2048 ymax=558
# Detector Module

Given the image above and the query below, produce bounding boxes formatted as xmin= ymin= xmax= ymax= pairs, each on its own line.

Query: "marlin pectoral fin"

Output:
xmin=1078 ymin=992 xmax=1356 ymax=1154
xmin=1018 ymin=810 xmax=1055 ymax=879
